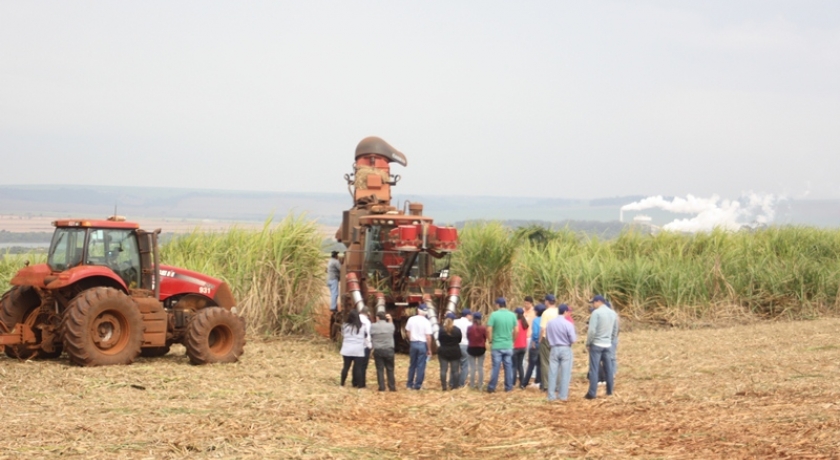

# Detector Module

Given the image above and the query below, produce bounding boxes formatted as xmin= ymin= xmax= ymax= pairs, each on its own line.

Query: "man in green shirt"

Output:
xmin=486 ymin=297 xmax=518 ymax=392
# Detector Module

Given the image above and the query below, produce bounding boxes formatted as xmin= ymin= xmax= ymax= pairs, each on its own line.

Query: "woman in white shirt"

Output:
xmin=340 ymin=310 xmax=367 ymax=387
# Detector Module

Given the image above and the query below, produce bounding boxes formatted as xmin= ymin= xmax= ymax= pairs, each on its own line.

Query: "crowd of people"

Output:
xmin=338 ymin=293 xmax=620 ymax=401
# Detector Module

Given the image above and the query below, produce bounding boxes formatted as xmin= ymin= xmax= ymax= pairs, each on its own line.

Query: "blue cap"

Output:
xmin=495 ymin=297 xmax=506 ymax=307
xmin=514 ymin=307 xmax=524 ymax=315
xmin=589 ymin=295 xmax=606 ymax=304
xmin=472 ymin=311 xmax=483 ymax=320
xmin=544 ymin=294 xmax=556 ymax=303
xmin=461 ymin=308 xmax=472 ymax=317
xmin=445 ymin=312 xmax=456 ymax=319
xmin=558 ymin=304 xmax=569 ymax=314
xmin=534 ymin=303 xmax=546 ymax=315
xmin=418 ymin=303 xmax=428 ymax=311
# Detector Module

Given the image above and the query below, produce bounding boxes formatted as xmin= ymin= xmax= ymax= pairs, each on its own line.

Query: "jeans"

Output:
xmin=468 ymin=354 xmax=485 ymax=389
xmin=513 ymin=348 xmax=526 ymax=387
xmin=357 ymin=348 xmax=370 ymax=387
xmin=598 ymin=339 xmax=619 ymax=382
xmin=340 ymin=355 xmax=365 ymax=388
xmin=586 ymin=345 xmax=614 ymax=398
xmin=539 ymin=339 xmax=551 ymax=389
xmin=327 ymin=279 xmax=339 ymax=311
xmin=458 ymin=345 xmax=469 ymax=388
xmin=548 ymin=346 xmax=573 ymax=401
xmin=374 ymin=348 xmax=396 ymax=391
xmin=523 ymin=342 xmax=541 ymax=388
xmin=487 ymin=348 xmax=514 ymax=392
xmin=407 ymin=341 xmax=428 ymax=390
xmin=438 ymin=357 xmax=461 ymax=390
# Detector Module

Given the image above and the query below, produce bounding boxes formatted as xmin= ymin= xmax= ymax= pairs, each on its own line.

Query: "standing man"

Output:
xmin=453 ymin=308 xmax=472 ymax=389
xmin=585 ymin=295 xmax=619 ymax=399
xmin=327 ymin=251 xmax=341 ymax=311
xmin=486 ymin=297 xmax=518 ymax=393
xmin=523 ymin=303 xmax=546 ymax=389
xmin=539 ymin=294 xmax=560 ymax=390
xmin=405 ymin=304 xmax=433 ymax=390
xmin=546 ymin=304 xmax=576 ymax=401
xmin=370 ymin=312 xmax=396 ymax=391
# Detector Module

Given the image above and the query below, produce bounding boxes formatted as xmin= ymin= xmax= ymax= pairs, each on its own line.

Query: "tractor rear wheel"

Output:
xmin=61 ymin=287 xmax=144 ymax=366
xmin=140 ymin=345 xmax=171 ymax=358
xmin=1 ymin=286 xmax=51 ymax=360
xmin=5 ymin=307 xmax=63 ymax=360
xmin=184 ymin=307 xmax=245 ymax=365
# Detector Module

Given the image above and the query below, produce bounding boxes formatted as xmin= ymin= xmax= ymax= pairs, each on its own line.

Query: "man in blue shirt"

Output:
xmin=545 ymin=304 xmax=576 ymax=401
xmin=521 ymin=303 xmax=545 ymax=389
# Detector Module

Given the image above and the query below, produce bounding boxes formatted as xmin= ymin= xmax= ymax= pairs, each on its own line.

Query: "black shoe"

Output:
xmin=584 ymin=394 xmax=596 ymax=400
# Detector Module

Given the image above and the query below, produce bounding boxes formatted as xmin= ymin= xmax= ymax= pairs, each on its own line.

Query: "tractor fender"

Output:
xmin=159 ymin=265 xmax=236 ymax=310
xmin=9 ymin=264 xmax=52 ymax=288
xmin=44 ymin=266 xmax=128 ymax=292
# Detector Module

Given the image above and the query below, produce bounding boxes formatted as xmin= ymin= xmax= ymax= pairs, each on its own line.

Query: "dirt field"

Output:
xmin=1 ymin=318 xmax=839 ymax=459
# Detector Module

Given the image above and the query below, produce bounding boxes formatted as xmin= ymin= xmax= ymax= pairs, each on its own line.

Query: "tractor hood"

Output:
xmin=158 ymin=265 xmax=236 ymax=309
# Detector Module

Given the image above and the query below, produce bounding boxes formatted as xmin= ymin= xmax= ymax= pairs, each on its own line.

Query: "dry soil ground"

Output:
xmin=1 ymin=318 xmax=839 ymax=459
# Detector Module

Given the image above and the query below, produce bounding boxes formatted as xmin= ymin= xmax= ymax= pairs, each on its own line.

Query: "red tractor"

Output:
xmin=0 ymin=217 xmax=245 ymax=366
xmin=330 ymin=137 xmax=462 ymax=351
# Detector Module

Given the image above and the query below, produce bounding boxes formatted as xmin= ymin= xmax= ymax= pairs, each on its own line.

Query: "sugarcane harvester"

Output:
xmin=330 ymin=137 xmax=462 ymax=351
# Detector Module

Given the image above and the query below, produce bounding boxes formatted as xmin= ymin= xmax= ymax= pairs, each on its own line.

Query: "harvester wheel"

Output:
xmin=184 ymin=307 xmax=245 ymax=365
xmin=61 ymin=287 xmax=144 ymax=366
xmin=140 ymin=345 xmax=171 ymax=358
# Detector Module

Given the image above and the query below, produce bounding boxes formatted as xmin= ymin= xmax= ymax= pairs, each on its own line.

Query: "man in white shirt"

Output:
xmin=453 ymin=308 xmax=472 ymax=389
xmin=539 ymin=294 xmax=559 ymax=390
xmin=405 ymin=304 xmax=433 ymax=390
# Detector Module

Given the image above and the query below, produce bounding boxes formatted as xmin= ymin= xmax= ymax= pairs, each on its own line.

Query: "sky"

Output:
xmin=1 ymin=1 xmax=839 ymax=201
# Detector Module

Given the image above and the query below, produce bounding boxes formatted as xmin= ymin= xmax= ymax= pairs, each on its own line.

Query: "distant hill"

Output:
xmin=0 ymin=185 xmax=838 ymax=228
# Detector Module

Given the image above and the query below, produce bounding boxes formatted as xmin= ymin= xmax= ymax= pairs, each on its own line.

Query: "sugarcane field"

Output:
xmin=3 ymin=2 xmax=840 ymax=459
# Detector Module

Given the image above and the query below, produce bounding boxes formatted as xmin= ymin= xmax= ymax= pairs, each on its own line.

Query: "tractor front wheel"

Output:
xmin=61 ymin=288 xmax=144 ymax=366
xmin=184 ymin=307 xmax=245 ymax=365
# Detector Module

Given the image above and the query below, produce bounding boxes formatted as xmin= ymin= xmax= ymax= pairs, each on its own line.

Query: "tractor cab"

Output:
xmin=47 ymin=217 xmax=158 ymax=293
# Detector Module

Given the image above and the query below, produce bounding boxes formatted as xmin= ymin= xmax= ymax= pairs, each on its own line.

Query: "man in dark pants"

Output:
xmin=370 ymin=312 xmax=396 ymax=391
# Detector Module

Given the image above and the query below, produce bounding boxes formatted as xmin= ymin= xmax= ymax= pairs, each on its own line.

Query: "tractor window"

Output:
xmin=48 ymin=228 xmax=87 ymax=271
xmin=88 ymin=229 xmax=141 ymax=288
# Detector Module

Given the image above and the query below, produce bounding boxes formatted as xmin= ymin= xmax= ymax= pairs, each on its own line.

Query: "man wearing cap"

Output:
xmin=405 ymin=304 xmax=433 ymax=390
xmin=585 ymin=295 xmax=619 ymax=399
xmin=539 ymin=295 xmax=560 ymax=391
xmin=453 ymin=308 xmax=472 ymax=388
xmin=486 ymin=297 xmax=518 ymax=392
xmin=327 ymin=251 xmax=341 ymax=311
xmin=546 ymin=304 xmax=576 ymax=401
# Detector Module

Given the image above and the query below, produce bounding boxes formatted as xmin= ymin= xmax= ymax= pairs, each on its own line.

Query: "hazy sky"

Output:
xmin=1 ymin=1 xmax=838 ymax=200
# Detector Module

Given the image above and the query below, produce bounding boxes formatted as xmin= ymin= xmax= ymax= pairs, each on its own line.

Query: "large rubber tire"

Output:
xmin=61 ymin=287 xmax=144 ymax=367
xmin=140 ymin=345 xmax=171 ymax=358
xmin=185 ymin=307 xmax=245 ymax=365
xmin=1 ymin=286 xmax=46 ymax=359
xmin=5 ymin=307 xmax=63 ymax=360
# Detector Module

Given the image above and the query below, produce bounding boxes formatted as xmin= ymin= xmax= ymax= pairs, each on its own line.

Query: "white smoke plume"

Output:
xmin=620 ymin=193 xmax=781 ymax=233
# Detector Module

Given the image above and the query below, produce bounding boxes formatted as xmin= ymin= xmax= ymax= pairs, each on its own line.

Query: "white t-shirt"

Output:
xmin=453 ymin=317 xmax=471 ymax=346
xmin=360 ymin=314 xmax=372 ymax=349
xmin=405 ymin=314 xmax=432 ymax=343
